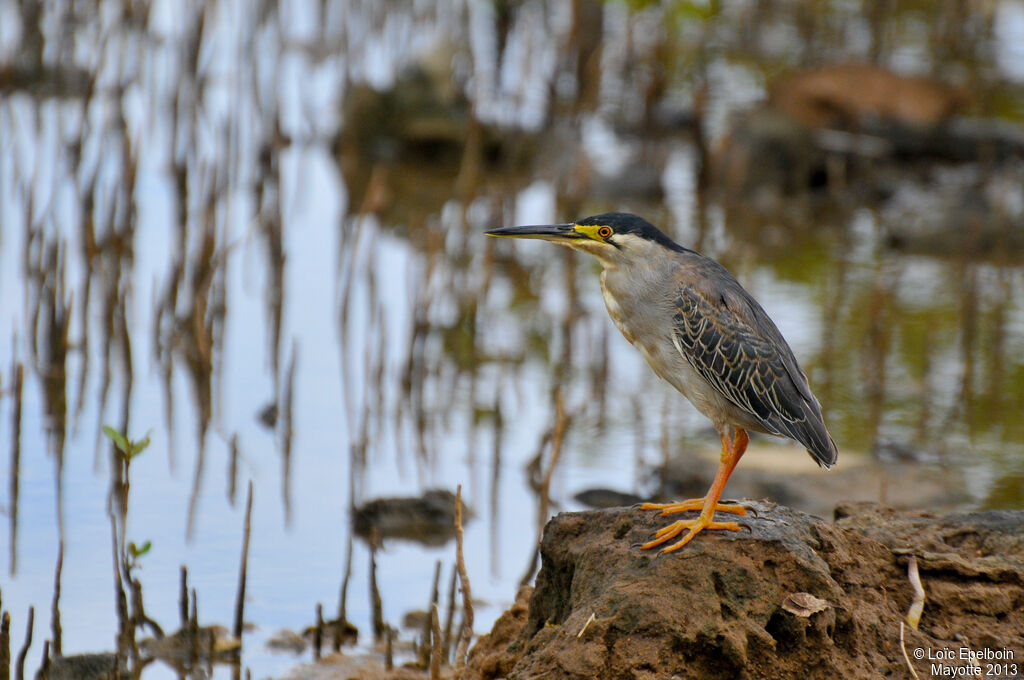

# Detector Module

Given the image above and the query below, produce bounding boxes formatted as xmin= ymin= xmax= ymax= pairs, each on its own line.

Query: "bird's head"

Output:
xmin=486 ymin=212 xmax=686 ymax=266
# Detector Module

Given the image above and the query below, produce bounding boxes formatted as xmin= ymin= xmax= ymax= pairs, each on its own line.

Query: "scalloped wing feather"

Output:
xmin=671 ymin=279 xmax=838 ymax=468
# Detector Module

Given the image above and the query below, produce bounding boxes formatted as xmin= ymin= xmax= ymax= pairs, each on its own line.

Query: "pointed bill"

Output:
xmin=485 ymin=223 xmax=584 ymax=242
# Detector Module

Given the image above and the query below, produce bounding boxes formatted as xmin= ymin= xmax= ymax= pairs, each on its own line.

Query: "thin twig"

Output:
xmin=189 ymin=588 xmax=199 ymax=666
xmin=489 ymin=396 xmax=502 ymax=580
xmin=454 ymin=485 xmax=474 ymax=669
xmin=130 ymin=577 xmax=163 ymax=639
xmin=233 ymin=481 xmax=253 ymax=642
xmin=577 ymin=612 xmax=596 ymax=639
xmin=280 ymin=342 xmax=297 ymax=525
xmin=419 ymin=561 xmax=441 ymax=667
xmin=899 ymin=622 xmax=920 ymax=680
xmin=14 ymin=606 xmax=32 ymax=680
xmin=108 ymin=518 xmax=129 ymax=668
xmin=313 ymin=604 xmax=323 ymax=662
xmin=9 ymin=361 xmax=22 ymax=577
xmin=2 ymin=610 xmax=11 ymax=680
xmin=35 ymin=641 xmax=49 ymax=680
xmin=179 ymin=566 xmax=189 ymax=628
xmin=368 ymin=533 xmax=384 ymax=641
xmin=442 ymin=563 xmax=457 ymax=663
xmin=50 ymin=542 xmax=63 ymax=657
xmin=430 ymin=604 xmax=442 ymax=679
xmin=227 ymin=434 xmax=239 ymax=505
xmin=334 ymin=532 xmax=353 ymax=651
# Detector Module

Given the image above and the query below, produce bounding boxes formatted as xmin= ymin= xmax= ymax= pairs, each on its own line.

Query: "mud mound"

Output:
xmin=464 ymin=501 xmax=1024 ymax=680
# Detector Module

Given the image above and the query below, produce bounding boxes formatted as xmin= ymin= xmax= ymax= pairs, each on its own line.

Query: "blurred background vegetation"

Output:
xmin=1 ymin=0 xmax=1023 ymax=677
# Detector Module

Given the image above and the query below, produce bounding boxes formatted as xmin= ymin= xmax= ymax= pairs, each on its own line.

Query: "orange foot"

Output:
xmin=639 ymin=499 xmax=746 ymax=552
xmin=641 ymin=426 xmax=751 ymax=554
xmin=640 ymin=511 xmax=744 ymax=554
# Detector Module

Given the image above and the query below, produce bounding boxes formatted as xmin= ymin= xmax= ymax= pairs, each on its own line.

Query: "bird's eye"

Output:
xmin=597 ymin=226 xmax=613 ymax=239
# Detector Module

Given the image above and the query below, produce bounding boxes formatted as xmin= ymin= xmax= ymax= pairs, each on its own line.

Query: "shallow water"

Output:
xmin=1 ymin=1 xmax=1024 ymax=678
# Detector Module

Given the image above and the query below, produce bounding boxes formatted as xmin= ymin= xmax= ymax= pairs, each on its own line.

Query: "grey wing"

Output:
xmin=671 ymin=283 xmax=838 ymax=468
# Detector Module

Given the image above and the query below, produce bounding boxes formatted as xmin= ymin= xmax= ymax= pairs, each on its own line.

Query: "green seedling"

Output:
xmin=102 ymin=426 xmax=152 ymax=462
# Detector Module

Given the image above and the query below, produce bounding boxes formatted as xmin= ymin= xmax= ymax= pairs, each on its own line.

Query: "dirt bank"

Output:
xmin=464 ymin=501 xmax=1023 ymax=679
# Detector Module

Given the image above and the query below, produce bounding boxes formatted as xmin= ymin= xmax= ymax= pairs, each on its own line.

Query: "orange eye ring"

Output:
xmin=597 ymin=226 xmax=613 ymax=239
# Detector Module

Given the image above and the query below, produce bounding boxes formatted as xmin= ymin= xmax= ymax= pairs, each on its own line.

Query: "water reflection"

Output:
xmin=1 ymin=0 xmax=1023 ymax=678
xmin=351 ymin=489 xmax=468 ymax=547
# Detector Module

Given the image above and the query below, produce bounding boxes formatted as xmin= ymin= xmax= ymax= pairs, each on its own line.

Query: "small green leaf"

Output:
xmin=104 ymin=427 xmax=153 ymax=461
xmin=130 ymin=431 xmax=153 ymax=458
xmin=103 ymin=426 xmax=130 ymax=454
xmin=128 ymin=540 xmax=152 ymax=558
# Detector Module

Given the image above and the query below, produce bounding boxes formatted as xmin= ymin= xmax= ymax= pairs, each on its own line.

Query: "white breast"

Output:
xmin=599 ymin=265 xmax=743 ymax=430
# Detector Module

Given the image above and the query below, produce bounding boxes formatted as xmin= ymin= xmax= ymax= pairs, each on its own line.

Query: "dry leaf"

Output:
xmin=781 ymin=592 xmax=830 ymax=617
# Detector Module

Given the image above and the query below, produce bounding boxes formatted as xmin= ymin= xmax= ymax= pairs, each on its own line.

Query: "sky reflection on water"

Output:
xmin=2 ymin=1 xmax=1024 ymax=678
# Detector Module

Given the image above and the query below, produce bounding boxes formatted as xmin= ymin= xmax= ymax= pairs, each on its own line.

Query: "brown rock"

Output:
xmin=463 ymin=501 xmax=1024 ymax=680
xmin=769 ymin=63 xmax=967 ymax=130
xmin=467 ymin=586 xmax=532 ymax=679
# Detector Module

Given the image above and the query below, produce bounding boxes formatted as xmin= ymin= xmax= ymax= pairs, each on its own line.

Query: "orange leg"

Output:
xmin=640 ymin=427 xmax=750 ymax=554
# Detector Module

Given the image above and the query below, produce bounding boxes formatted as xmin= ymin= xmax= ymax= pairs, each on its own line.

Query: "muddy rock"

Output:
xmin=463 ymin=501 xmax=1024 ymax=680
xmin=42 ymin=653 xmax=122 ymax=680
xmin=353 ymin=489 xmax=472 ymax=547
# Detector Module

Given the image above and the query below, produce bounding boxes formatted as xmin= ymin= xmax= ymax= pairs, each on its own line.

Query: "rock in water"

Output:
xmin=464 ymin=501 xmax=1024 ymax=679
xmin=352 ymin=488 xmax=471 ymax=546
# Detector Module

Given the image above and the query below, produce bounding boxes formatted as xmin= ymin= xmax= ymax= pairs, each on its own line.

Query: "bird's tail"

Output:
xmin=801 ymin=415 xmax=838 ymax=469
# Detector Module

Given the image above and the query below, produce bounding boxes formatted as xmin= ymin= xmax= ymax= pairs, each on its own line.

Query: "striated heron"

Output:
xmin=487 ymin=212 xmax=838 ymax=553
